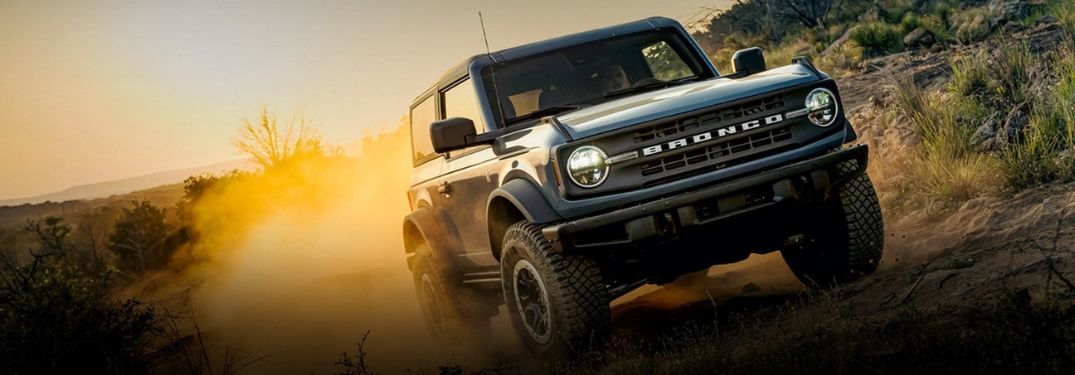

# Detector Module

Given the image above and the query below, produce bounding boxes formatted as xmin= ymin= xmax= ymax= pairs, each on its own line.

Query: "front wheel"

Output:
xmin=781 ymin=167 xmax=884 ymax=288
xmin=500 ymin=221 xmax=610 ymax=358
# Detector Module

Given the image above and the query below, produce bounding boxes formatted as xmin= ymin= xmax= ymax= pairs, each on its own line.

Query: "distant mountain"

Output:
xmin=0 ymin=160 xmax=253 ymax=207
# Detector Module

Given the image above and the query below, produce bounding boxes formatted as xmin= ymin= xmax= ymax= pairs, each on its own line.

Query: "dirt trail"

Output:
xmin=608 ymin=22 xmax=1075 ymax=347
xmin=608 ymin=184 xmax=1075 ymax=367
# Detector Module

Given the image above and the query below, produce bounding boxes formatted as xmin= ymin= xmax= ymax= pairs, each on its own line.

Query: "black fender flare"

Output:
xmin=488 ymin=178 xmax=561 ymax=225
xmin=401 ymin=206 xmax=464 ymax=270
xmin=485 ymin=178 xmax=561 ymax=260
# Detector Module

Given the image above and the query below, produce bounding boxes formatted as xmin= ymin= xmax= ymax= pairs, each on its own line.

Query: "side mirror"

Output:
xmin=430 ymin=117 xmax=477 ymax=154
xmin=731 ymin=47 xmax=766 ymax=77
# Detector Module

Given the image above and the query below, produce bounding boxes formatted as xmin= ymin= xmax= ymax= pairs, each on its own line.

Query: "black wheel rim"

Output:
xmin=419 ymin=274 xmax=445 ymax=332
xmin=513 ymin=259 xmax=551 ymax=344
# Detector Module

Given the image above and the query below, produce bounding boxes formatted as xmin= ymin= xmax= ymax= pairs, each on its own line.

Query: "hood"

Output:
xmin=555 ymin=64 xmax=821 ymax=139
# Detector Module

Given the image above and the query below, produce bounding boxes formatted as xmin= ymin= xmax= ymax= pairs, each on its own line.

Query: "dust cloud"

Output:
xmin=151 ymin=125 xmax=508 ymax=374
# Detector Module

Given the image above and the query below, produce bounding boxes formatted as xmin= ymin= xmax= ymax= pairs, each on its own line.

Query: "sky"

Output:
xmin=0 ymin=0 xmax=729 ymax=200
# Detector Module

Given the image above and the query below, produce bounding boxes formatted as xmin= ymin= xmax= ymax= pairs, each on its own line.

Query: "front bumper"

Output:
xmin=541 ymin=145 xmax=869 ymax=251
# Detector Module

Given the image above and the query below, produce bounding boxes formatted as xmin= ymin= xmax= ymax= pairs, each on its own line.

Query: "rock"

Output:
xmin=973 ymin=114 xmax=1000 ymax=151
xmin=990 ymin=0 xmax=1031 ymax=21
xmin=1036 ymin=15 xmax=1059 ymax=25
xmin=1001 ymin=103 xmax=1031 ymax=143
xmin=903 ymin=27 xmax=936 ymax=49
xmin=1003 ymin=21 xmax=1025 ymax=33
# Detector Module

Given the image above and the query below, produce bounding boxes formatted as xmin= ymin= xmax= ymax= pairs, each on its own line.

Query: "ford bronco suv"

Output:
xmin=402 ymin=17 xmax=882 ymax=356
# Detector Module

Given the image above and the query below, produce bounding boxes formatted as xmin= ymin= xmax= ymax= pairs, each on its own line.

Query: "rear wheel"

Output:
xmin=781 ymin=166 xmax=884 ymax=287
xmin=412 ymin=244 xmax=491 ymax=341
xmin=500 ymin=221 xmax=610 ymax=358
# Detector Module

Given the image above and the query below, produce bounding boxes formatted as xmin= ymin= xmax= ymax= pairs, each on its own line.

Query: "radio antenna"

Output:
xmin=479 ymin=12 xmax=508 ymax=126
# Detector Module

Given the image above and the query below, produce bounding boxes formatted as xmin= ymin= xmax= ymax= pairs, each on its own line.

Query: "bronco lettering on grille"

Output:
xmin=640 ymin=114 xmax=785 ymax=157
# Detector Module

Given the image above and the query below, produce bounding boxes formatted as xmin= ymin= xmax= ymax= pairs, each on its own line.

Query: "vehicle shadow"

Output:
xmin=608 ymin=252 xmax=806 ymax=343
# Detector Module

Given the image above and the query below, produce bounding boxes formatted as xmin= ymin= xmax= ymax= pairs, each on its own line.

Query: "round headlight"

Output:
xmin=567 ymin=146 xmax=609 ymax=188
xmin=805 ymin=88 xmax=838 ymax=127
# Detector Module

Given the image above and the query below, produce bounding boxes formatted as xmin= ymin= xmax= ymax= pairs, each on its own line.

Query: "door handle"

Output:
xmin=438 ymin=182 xmax=453 ymax=195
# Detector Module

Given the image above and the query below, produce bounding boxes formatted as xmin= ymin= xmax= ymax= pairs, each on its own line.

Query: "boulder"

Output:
xmin=1000 ymin=103 xmax=1031 ymax=144
xmin=1036 ymin=15 xmax=1059 ymax=25
xmin=903 ymin=27 xmax=936 ymax=49
xmin=1003 ymin=21 xmax=1025 ymax=34
xmin=972 ymin=114 xmax=1000 ymax=151
xmin=990 ymin=0 xmax=1031 ymax=21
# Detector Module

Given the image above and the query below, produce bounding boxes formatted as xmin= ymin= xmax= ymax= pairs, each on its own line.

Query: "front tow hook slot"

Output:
xmin=625 ymin=213 xmax=677 ymax=242
xmin=772 ymin=179 xmax=799 ymax=203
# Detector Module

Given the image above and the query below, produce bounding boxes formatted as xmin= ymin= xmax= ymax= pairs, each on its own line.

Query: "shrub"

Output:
xmin=0 ymin=217 xmax=160 ymax=374
xmin=850 ymin=22 xmax=904 ymax=57
xmin=948 ymin=50 xmax=991 ymax=98
xmin=888 ymin=75 xmax=1000 ymax=204
xmin=765 ymin=38 xmax=817 ymax=68
xmin=991 ymin=44 xmax=1034 ymax=106
xmin=817 ymin=40 xmax=865 ymax=77
xmin=952 ymin=8 xmax=993 ymax=44
xmin=108 ymin=200 xmax=182 ymax=273
xmin=1001 ymin=46 xmax=1075 ymax=189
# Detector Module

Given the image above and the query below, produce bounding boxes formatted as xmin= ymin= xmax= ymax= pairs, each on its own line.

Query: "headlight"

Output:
xmin=805 ymin=88 xmax=838 ymax=127
xmin=567 ymin=146 xmax=609 ymax=188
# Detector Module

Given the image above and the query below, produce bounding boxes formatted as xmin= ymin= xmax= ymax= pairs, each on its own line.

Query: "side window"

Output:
xmin=410 ymin=95 xmax=436 ymax=164
xmin=442 ymin=79 xmax=486 ymax=133
xmin=642 ymin=41 xmax=693 ymax=81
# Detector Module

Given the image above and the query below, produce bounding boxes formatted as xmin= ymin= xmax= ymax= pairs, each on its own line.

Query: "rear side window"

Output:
xmin=410 ymin=95 xmax=436 ymax=164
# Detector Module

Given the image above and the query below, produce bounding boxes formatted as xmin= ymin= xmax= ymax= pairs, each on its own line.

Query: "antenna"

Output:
xmin=479 ymin=12 xmax=508 ymax=126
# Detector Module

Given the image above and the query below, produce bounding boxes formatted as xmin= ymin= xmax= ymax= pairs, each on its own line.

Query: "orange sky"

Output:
xmin=0 ymin=0 xmax=728 ymax=200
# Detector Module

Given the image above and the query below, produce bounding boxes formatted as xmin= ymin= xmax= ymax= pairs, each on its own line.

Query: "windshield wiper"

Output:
xmin=603 ymin=76 xmax=703 ymax=99
xmin=506 ymin=104 xmax=586 ymax=125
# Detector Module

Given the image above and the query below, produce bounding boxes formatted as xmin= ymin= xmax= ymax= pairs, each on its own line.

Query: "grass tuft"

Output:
xmin=850 ymin=22 xmax=904 ymax=56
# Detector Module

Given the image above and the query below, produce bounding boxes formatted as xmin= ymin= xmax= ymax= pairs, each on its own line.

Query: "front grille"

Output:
xmin=639 ymin=126 xmax=793 ymax=176
xmin=557 ymin=85 xmax=842 ymax=198
xmin=631 ymin=96 xmax=784 ymax=144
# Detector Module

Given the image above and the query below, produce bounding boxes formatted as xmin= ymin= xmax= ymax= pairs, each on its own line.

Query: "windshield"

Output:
xmin=482 ymin=29 xmax=713 ymax=126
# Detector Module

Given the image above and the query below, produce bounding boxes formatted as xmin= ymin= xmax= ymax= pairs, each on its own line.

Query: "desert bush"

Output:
xmin=888 ymin=75 xmax=999 ymax=203
xmin=991 ymin=44 xmax=1035 ymax=105
xmin=109 ymin=200 xmax=183 ymax=273
xmin=948 ymin=50 xmax=991 ymax=98
xmin=765 ymin=38 xmax=817 ymax=69
xmin=0 ymin=217 xmax=160 ymax=374
xmin=952 ymin=8 xmax=993 ymax=44
xmin=850 ymin=22 xmax=904 ymax=56
xmin=817 ymin=40 xmax=865 ymax=77
xmin=1001 ymin=46 xmax=1075 ymax=189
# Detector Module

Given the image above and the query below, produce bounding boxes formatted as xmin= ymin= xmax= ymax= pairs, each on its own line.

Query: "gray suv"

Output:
xmin=402 ymin=17 xmax=882 ymax=357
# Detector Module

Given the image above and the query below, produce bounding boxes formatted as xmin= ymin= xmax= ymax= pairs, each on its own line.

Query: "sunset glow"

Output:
xmin=0 ymin=0 xmax=722 ymax=200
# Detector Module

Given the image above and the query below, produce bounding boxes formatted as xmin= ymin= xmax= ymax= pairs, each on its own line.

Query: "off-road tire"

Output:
xmin=781 ymin=163 xmax=884 ymax=287
xmin=412 ymin=243 xmax=492 ymax=341
xmin=500 ymin=221 xmax=610 ymax=358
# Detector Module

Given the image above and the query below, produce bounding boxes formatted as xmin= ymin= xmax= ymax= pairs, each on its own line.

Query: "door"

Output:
xmin=436 ymin=78 xmax=500 ymax=268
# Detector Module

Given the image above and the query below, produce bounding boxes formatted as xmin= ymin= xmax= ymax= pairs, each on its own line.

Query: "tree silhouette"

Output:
xmin=234 ymin=109 xmax=324 ymax=170
xmin=108 ymin=201 xmax=174 ymax=273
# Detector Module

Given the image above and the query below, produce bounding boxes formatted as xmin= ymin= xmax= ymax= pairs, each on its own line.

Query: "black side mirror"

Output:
xmin=731 ymin=47 xmax=766 ymax=77
xmin=430 ymin=117 xmax=477 ymax=154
